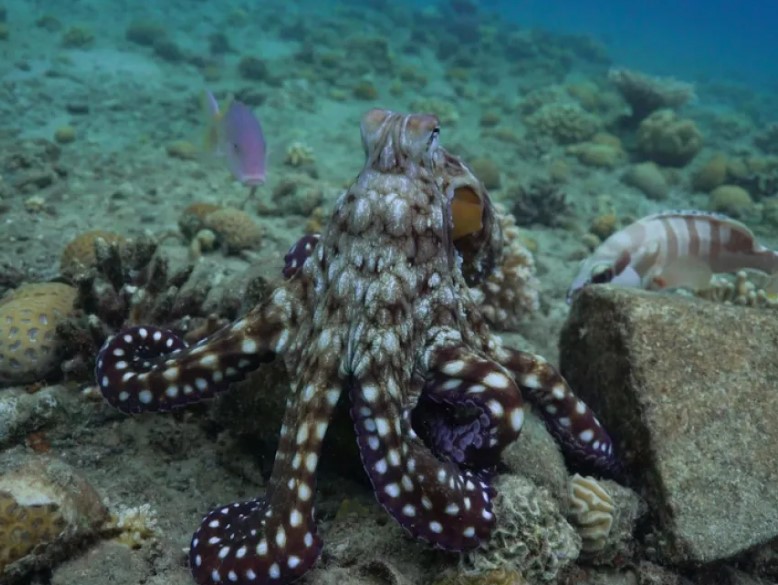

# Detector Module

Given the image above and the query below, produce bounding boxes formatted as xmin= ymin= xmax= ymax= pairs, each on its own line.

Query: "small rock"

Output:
xmin=54 ymin=126 xmax=76 ymax=144
xmin=560 ymin=286 xmax=778 ymax=564
xmin=65 ymin=103 xmax=90 ymax=115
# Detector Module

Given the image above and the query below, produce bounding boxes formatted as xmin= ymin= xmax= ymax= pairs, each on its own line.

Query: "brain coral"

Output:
xmin=568 ymin=474 xmax=615 ymax=553
xmin=636 ymin=109 xmax=702 ymax=167
xmin=203 ymin=207 xmax=263 ymax=253
xmin=0 ymin=282 xmax=77 ymax=386
xmin=525 ymin=102 xmax=599 ymax=145
xmin=461 ymin=474 xmax=580 ymax=582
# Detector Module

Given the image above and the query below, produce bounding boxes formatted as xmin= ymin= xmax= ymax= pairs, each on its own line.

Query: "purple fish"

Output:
xmin=203 ymin=90 xmax=266 ymax=186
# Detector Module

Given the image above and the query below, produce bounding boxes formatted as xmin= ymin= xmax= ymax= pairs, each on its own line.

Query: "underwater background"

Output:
xmin=1 ymin=1 xmax=777 ymax=584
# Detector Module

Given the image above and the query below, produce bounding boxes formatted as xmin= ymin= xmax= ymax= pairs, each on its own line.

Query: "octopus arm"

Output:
xmin=497 ymin=347 xmax=621 ymax=477
xmin=189 ymin=347 xmax=343 ymax=585
xmin=95 ymin=303 xmax=286 ymax=413
xmin=413 ymin=345 xmax=525 ymax=469
xmin=350 ymin=365 xmax=499 ymax=551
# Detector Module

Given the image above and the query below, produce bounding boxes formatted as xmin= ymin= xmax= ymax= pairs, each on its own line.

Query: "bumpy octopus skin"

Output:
xmin=96 ymin=109 xmax=619 ymax=585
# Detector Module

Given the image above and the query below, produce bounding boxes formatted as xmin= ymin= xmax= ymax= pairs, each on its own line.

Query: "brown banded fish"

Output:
xmin=567 ymin=210 xmax=778 ymax=303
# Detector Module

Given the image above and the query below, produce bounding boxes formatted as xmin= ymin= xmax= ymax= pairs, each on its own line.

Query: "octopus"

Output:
xmin=95 ymin=109 xmax=619 ymax=585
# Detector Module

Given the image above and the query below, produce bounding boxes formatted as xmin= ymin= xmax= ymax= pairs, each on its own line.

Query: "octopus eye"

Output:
xmin=450 ymin=185 xmax=483 ymax=241
xmin=590 ymin=264 xmax=614 ymax=284
xmin=428 ymin=127 xmax=440 ymax=147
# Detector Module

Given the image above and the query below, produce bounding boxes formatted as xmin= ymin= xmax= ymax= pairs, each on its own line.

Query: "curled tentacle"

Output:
xmin=413 ymin=346 xmax=524 ymax=469
xmin=190 ymin=335 xmax=344 ymax=585
xmin=497 ymin=347 xmax=620 ymax=477
xmin=351 ymin=373 xmax=495 ymax=551
xmin=96 ymin=302 xmax=287 ymax=413
xmin=282 ymin=234 xmax=321 ymax=279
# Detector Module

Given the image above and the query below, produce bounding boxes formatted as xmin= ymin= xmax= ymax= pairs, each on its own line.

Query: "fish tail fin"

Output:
xmin=202 ymin=90 xmax=222 ymax=153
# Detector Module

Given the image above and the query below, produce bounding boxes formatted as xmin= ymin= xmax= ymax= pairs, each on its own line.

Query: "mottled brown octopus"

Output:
xmin=96 ymin=109 xmax=618 ymax=585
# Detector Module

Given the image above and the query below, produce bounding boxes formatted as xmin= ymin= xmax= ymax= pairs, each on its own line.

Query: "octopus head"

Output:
xmin=360 ymin=109 xmax=442 ymax=173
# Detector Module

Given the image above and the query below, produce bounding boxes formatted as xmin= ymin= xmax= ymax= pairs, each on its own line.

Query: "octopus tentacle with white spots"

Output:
xmin=95 ymin=109 xmax=619 ymax=585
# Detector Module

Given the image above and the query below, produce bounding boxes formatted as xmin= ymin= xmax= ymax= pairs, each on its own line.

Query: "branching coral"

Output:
xmin=694 ymin=270 xmax=778 ymax=309
xmin=608 ymin=67 xmax=695 ymax=124
xmin=470 ymin=206 xmax=540 ymax=331
xmin=105 ymin=504 xmax=160 ymax=549
xmin=56 ymin=234 xmax=229 ymax=380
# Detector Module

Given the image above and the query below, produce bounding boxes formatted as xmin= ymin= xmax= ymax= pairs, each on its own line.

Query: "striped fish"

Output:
xmin=567 ymin=210 xmax=778 ymax=303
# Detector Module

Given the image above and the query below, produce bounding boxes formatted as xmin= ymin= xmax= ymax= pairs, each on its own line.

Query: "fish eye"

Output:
xmin=232 ymin=142 xmax=240 ymax=152
xmin=590 ymin=265 xmax=614 ymax=284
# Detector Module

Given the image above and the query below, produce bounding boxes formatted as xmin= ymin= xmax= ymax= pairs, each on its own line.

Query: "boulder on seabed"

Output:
xmin=558 ymin=285 xmax=778 ymax=565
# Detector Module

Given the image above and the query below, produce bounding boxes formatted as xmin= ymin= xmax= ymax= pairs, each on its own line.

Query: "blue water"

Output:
xmin=489 ymin=0 xmax=778 ymax=90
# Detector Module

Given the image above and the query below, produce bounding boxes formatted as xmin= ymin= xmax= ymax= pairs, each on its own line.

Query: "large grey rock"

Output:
xmin=558 ymin=286 xmax=778 ymax=565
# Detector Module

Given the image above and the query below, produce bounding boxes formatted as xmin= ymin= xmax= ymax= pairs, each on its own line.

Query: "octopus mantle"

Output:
xmin=96 ymin=109 xmax=618 ymax=585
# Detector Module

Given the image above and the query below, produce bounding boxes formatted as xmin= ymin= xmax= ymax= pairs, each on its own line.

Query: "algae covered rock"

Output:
xmin=560 ymin=286 xmax=778 ymax=564
xmin=709 ymin=184 xmax=754 ymax=218
xmin=622 ymin=161 xmax=669 ymax=200
xmin=0 ymin=457 xmax=108 ymax=582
